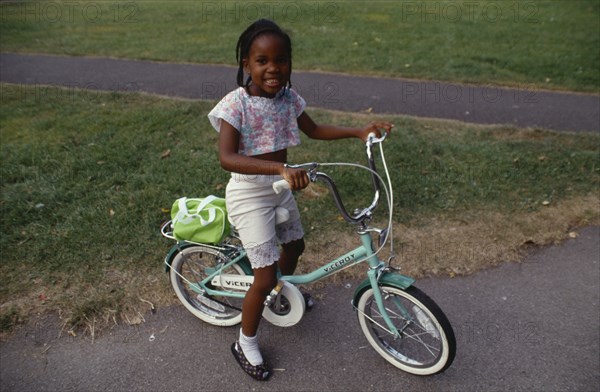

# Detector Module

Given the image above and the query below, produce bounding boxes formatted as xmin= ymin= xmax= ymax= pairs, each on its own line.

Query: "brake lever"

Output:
xmin=285 ymin=162 xmax=319 ymax=181
xmin=274 ymin=162 xmax=320 ymax=194
xmin=366 ymin=132 xmax=387 ymax=160
xmin=367 ymin=131 xmax=388 ymax=146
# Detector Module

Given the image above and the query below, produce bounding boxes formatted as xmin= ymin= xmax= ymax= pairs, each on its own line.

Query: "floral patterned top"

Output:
xmin=208 ymin=87 xmax=306 ymax=156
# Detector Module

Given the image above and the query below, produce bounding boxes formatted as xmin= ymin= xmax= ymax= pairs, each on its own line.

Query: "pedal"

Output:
xmin=263 ymin=281 xmax=285 ymax=307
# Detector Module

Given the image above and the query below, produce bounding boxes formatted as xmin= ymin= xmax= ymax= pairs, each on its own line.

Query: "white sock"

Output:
xmin=239 ymin=330 xmax=263 ymax=366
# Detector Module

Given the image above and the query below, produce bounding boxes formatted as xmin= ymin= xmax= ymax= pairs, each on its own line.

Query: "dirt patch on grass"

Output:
xmin=2 ymin=194 xmax=598 ymax=339
xmin=302 ymin=193 xmax=599 ymax=281
xmin=0 ymin=264 xmax=175 ymax=341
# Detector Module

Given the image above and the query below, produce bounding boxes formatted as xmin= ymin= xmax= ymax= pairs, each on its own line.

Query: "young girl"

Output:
xmin=208 ymin=19 xmax=393 ymax=381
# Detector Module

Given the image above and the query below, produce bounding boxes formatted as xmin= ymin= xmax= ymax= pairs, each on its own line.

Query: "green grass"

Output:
xmin=1 ymin=83 xmax=598 ymax=331
xmin=0 ymin=0 xmax=598 ymax=92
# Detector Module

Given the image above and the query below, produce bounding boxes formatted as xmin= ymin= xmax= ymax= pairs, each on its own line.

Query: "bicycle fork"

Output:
xmin=364 ymin=268 xmax=404 ymax=338
xmin=354 ymin=232 xmax=413 ymax=339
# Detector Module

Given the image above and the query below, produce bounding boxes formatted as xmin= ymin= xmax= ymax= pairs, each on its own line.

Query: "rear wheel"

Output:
xmin=169 ymin=245 xmax=250 ymax=326
xmin=356 ymin=285 xmax=456 ymax=375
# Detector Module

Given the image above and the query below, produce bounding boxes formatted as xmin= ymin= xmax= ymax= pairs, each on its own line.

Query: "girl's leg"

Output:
xmin=240 ymin=238 xmax=304 ymax=338
xmin=278 ymin=238 xmax=305 ymax=276
xmin=241 ymin=264 xmax=278 ymax=337
xmin=279 ymin=238 xmax=313 ymax=309
xmin=238 ymin=264 xmax=277 ymax=368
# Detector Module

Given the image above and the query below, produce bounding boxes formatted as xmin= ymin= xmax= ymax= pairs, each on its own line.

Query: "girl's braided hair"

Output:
xmin=236 ymin=19 xmax=293 ymax=88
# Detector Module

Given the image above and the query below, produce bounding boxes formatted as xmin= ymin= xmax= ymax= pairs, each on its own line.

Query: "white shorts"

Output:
xmin=226 ymin=173 xmax=304 ymax=269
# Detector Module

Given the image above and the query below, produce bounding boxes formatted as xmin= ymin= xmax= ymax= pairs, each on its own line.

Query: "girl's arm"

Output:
xmin=218 ymin=120 xmax=309 ymax=189
xmin=218 ymin=121 xmax=283 ymax=175
xmin=297 ymin=112 xmax=393 ymax=141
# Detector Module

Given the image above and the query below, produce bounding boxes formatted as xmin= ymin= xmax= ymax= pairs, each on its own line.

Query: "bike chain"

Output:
xmin=203 ymin=294 xmax=242 ymax=312
xmin=178 ymin=250 xmax=278 ymax=314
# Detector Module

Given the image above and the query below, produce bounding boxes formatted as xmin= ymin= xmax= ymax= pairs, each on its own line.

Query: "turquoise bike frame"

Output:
xmin=166 ymin=231 xmax=415 ymax=337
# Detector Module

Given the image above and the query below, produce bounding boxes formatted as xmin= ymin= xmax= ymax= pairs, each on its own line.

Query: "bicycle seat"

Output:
xmin=275 ymin=207 xmax=290 ymax=225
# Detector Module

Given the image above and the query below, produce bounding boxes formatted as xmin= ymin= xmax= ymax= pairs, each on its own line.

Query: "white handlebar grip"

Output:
xmin=273 ymin=179 xmax=291 ymax=194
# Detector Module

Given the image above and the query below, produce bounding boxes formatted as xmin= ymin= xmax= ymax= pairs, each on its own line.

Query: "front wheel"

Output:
xmin=356 ymin=285 xmax=456 ymax=375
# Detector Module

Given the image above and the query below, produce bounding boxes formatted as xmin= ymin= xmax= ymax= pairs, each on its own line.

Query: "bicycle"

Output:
xmin=160 ymin=133 xmax=456 ymax=375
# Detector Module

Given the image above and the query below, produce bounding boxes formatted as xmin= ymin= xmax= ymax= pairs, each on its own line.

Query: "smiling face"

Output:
xmin=243 ymin=33 xmax=291 ymax=98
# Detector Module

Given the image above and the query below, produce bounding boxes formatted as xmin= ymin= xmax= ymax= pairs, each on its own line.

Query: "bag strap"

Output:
xmin=176 ymin=196 xmax=219 ymax=226
xmin=195 ymin=195 xmax=218 ymax=214
xmin=178 ymin=196 xmax=217 ymax=215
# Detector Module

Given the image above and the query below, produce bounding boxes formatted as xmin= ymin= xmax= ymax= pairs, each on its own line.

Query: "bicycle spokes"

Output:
xmin=356 ymin=285 xmax=455 ymax=374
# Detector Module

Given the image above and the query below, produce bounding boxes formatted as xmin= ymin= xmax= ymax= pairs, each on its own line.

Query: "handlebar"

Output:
xmin=273 ymin=132 xmax=388 ymax=225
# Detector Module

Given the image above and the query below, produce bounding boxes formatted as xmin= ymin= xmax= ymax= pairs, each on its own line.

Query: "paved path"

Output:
xmin=1 ymin=52 xmax=599 ymax=391
xmin=1 ymin=226 xmax=598 ymax=392
xmin=1 ymin=52 xmax=599 ymax=132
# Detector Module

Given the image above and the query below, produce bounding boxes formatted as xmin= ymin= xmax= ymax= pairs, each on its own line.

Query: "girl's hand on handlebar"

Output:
xmin=282 ymin=166 xmax=310 ymax=191
xmin=358 ymin=121 xmax=394 ymax=142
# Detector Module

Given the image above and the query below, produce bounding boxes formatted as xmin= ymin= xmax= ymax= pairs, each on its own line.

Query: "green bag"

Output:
xmin=171 ymin=196 xmax=230 ymax=244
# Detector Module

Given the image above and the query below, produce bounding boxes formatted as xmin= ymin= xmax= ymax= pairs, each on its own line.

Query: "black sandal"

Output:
xmin=302 ymin=292 xmax=315 ymax=311
xmin=231 ymin=341 xmax=271 ymax=381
